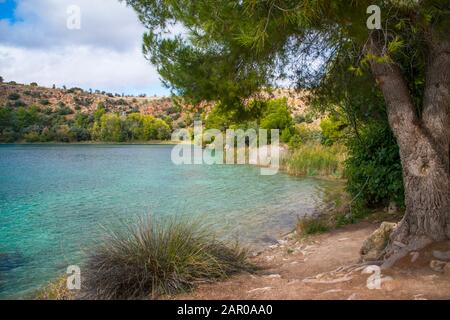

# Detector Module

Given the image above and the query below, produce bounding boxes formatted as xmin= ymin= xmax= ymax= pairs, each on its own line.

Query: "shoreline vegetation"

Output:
xmin=0 ymin=140 xmax=179 ymax=145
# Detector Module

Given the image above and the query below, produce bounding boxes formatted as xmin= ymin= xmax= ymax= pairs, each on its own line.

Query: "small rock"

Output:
xmin=338 ymin=238 xmax=350 ymax=241
xmin=265 ymin=274 xmax=281 ymax=279
xmin=429 ymin=260 xmax=447 ymax=272
xmin=322 ymin=289 xmax=343 ymax=294
xmin=410 ymin=251 xmax=420 ymax=263
xmin=393 ymin=241 xmax=406 ymax=248
xmin=387 ymin=201 xmax=397 ymax=214
xmin=432 ymin=250 xmax=450 ymax=261
xmin=303 ymin=275 xmax=353 ymax=284
xmin=247 ymin=287 xmax=272 ymax=293
xmin=444 ymin=263 xmax=450 ymax=274
xmin=413 ymin=294 xmax=427 ymax=300
xmin=360 ymin=222 xmax=397 ymax=261
xmin=260 ymin=235 xmax=279 ymax=245
xmin=347 ymin=293 xmax=358 ymax=300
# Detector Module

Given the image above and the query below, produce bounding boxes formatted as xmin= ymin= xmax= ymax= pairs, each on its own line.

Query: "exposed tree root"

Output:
xmin=381 ymin=220 xmax=433 ymax=269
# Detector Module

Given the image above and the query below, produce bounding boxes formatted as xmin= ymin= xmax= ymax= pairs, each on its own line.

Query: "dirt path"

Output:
xmin=177 ymin=222 xmax=450 ymax=300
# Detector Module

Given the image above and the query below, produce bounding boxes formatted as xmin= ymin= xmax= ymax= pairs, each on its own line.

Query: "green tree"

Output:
xmin=126 ymin=0 xmax=450 ymax=259
xmin=99 ymin=113 xmax=123 ymax=142
xmin=94 ymin=103 xmax=106 ymax=121
xmin=260 ymin=99 xmax=293 ymax=129
xmin=153 ymin=118 xmax=171 ymax=140
xmin=320 ymin=114 xmax=349 ymax=146
xmin=125 ymin=113 xmax=144 ymax=140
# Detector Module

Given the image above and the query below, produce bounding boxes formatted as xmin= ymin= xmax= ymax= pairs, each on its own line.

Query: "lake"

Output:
xmin=0 ymin=144 xmax=340 ymax=298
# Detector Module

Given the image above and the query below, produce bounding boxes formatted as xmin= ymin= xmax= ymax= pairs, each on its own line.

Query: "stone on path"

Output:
xmin=429 ymin=260 xmax=447 ymax=272
xmin=360 ymin=222 xmax=397 ymax=261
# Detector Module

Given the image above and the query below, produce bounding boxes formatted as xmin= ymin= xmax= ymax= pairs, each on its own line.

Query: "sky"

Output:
xmin=0 ymin=0 xmax=170 ymax=96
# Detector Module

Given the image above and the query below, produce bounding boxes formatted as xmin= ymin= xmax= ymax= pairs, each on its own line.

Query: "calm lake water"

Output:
xmin=0 ymin=144 xmax=340 ymax=298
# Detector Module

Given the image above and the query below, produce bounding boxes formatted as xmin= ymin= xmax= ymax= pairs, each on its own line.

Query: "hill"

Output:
xmin=0 ymin=80 xmax=316 ymax=143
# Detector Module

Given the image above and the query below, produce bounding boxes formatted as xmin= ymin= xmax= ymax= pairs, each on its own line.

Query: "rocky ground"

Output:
xmin=176 ymin=221 xmax=450 ymax=300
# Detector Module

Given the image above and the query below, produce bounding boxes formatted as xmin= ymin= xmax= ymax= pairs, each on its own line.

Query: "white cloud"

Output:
xmin=0 ymin=0 xmax=168 ymax=96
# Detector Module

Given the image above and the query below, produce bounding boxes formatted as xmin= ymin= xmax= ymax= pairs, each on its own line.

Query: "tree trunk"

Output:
xmin=367 ymin=31 xmax=450 ymax=267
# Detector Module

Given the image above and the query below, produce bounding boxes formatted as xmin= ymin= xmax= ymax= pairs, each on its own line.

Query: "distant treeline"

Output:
xmin=0 ymin=96 xmax=309 ymax=144
xmin=0 ymin=103 xmax=173 ymax=143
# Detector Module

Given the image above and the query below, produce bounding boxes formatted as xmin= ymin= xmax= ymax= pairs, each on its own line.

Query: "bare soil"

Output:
xmin=176 ymin=221 xmax=450 ymax=300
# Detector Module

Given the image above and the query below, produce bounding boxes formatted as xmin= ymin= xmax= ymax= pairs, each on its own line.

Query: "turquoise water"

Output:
xmin=0 ymin=144 xmax=338 ymax=298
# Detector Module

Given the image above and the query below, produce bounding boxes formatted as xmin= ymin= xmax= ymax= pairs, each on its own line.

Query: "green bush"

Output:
xmin=260 ymin=98 xmax=293 ymax=133
xmin=320 ymin=114 xmax=348 ymax=146
xmin=82 ymin=217 xmax=254 ymax=299
xmin=345 ymin=122 xmax=404 ymax=207
xmin=24 ymin=131 xmax=40 ymax=142
xmin=56 ymin=103 xmax=73 ymax=115
xmin=39 ymin=99 xmax=50 ymax=106
xmin=8 ymin=93 xmax=20 ymax=100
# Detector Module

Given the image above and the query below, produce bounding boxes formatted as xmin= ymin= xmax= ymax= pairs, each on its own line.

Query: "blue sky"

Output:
xmin=0 ymin=0 xmax=16 ymax=21
xmin=0 ymin=0 xmax=170 ymax=96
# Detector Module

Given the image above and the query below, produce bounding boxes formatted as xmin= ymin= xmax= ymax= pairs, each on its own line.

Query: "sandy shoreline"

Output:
xmin=174 ymin=220 xmax=450 ymax=300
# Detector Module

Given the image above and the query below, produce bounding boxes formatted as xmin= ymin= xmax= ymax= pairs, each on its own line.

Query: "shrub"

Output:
xmin=8 ymin=100 xmax=27 ymax=108
xmin=70 ymin=126 xmax=91 ymax=141
xmin=56 ymin=103 xmax=73 ymax=116
xmin=294 ymin=111 xmax=315 ymax=124
xmin=39 ymin=99 xmax=50 ymax=106
xmin=82 ymin=217 xmax=254 ymax=299
xmin=24 ymin=131 xmax=40 ymax=142
xmin=334 ymin=199 xmax=370 ymax=227
xmin=320 ymin=114 xmax=348 ymax=146
xmin=345 ymin=122 xmax=404 ymax=207
xmin=0 ymin=128 xmax=17 ymax=142
xmin=8 ymin=93 xmax=20 ymax=100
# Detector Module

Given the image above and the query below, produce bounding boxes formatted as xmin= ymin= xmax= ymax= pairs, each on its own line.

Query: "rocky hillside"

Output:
xmin=0 ymin=80 xmax=317 ymax=143
xmin=0 ymin=82 xmax=313 ymax=120
xmin=0 ymin=81 xmax=202 ymax=128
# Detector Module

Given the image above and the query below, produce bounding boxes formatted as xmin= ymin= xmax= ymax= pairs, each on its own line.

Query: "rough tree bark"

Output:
xmin=367 ymin=30 xmax=450 ymax=268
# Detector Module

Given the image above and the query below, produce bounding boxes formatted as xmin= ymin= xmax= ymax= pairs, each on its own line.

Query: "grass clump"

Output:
xmin=296 ymin=217 xmax=330 ymax=236
xmin=82 ymin=216 xmax=255 ymax=300
xmin=283 ymin=143 xmax=346 ymax=178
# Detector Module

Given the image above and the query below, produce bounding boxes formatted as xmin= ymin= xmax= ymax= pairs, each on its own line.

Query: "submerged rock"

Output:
xmin=360 ymin=222 xmax=397 ymax=261
xmin=0 ymin=252 xmax=25 ymax=272
xmin=432 ymin=250 xmax=450 ymax=261
xmin=259 ymin=235 xmax=279 ymax=245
